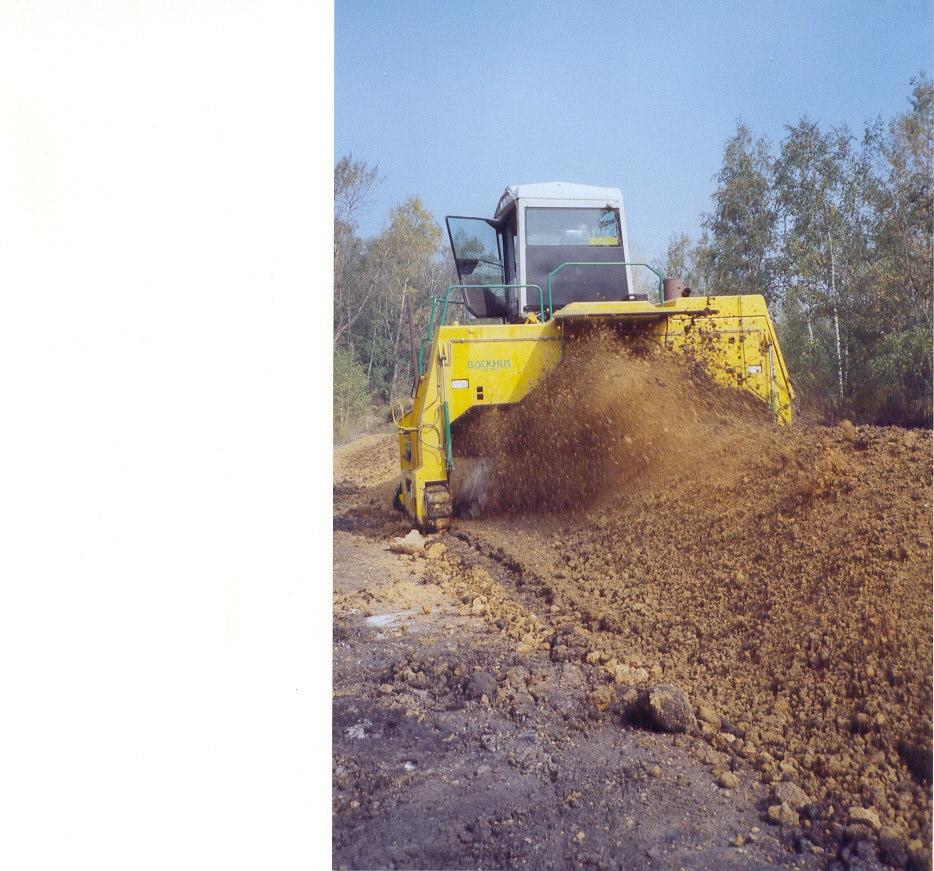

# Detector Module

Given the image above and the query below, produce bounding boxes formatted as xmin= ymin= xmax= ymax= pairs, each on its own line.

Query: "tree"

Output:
xmin=333 ymin=347 xmax=371 ymax=441
xmin=773 ymin=120 xmax=867 ymax=405
xmin=335 ymin=154 xmax=380 ymax=231
xmin=657 ymin=232 xmax=711 ymax=295
xmin=354 ymin=197 xmax=445 ymax=400
xmin=873 ymin=75 xmax=933 ymax=315
xmin=657 ymin=78 xmax=931 ymax=424
xmin=703 ymin=122 xmax=777 ymax=300
xmin=861 ymin=74 xmax=933 ymax=423
xmin=659 ymin=232 xmax=690 ymax=280
xmin=334 ymin=155 xmax=381 ymax=351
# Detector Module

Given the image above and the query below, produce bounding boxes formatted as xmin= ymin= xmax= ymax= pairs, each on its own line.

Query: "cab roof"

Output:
xmin=495 ymin=182 xmax=624 ymax=218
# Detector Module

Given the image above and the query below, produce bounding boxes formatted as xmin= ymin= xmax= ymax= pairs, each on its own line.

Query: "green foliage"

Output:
xmin=333 ymin=157 xmax=453 ymax=418
xmin=334 ymin=155 xmax=383 ymax=350
xmin=703 ymin=78 xmax=933 ymax=425
xmin=656 ymin=231 xmax=711 ymax=294
xmin=333 ymin=347 xmax=372 ymax=441
xmin=775 ymin=311 xmax=843 ymax=420
xmin=703 ymin=122 xmax=777 ymax=301
xmin=353 ymin=196 xmax=446 ymax=401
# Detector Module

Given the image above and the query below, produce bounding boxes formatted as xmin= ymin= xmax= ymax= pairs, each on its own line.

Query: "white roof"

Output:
xmin=495 ymin=181 xmax=623 ymax=217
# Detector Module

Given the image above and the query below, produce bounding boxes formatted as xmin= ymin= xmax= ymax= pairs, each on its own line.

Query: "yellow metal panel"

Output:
xmin=444 ymin=324 xmax=562 ymax=419
xmin=651 ymin=295 xmax=794 ymax=423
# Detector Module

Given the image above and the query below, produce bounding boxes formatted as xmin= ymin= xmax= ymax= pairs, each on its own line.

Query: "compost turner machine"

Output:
xmin=397 ymin=182 xmax=793 ymax=530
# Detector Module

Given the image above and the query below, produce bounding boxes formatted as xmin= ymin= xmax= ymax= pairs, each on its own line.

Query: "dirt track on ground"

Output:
xmin=333 ymin=342 xmax=933 ymax=870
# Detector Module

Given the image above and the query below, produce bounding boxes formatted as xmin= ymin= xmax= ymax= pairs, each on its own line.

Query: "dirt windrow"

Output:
xmin=449 ymin=335 xmax=933 ymax=850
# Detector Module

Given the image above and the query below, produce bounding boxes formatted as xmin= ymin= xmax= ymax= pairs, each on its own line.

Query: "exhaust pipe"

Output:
xmin=663 ymin=277 xmax=685 ymax=301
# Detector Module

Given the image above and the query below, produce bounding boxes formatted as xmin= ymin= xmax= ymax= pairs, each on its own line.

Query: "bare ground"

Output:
xmin=333 ymin=524 xmax=829 ymax=870
xmin=332 ymin=469 xmax=931 ymax=865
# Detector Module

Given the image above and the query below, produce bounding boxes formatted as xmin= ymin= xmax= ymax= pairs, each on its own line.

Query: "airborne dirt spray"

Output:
xmin=451 ymin=329 xmax=774 ymax=517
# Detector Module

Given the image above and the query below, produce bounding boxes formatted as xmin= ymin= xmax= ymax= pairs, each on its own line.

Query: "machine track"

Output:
xmin=423 ymin=483 xmax=453 ymax=531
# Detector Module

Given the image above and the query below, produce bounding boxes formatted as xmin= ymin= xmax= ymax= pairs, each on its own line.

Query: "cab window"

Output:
xmin=446 ymin=216 xmax=503 ymax=285
xmin=525 ymin=207 xmax=621 ymax=247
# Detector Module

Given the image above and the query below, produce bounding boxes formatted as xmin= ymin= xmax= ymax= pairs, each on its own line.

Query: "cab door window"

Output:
xmin=445 ymin=216 xmax=507 ymax=319
xmin=446 ymin=217 xmax=504 ymax=285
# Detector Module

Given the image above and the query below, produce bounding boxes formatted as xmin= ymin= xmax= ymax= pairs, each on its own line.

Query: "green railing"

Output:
xmin=417 ymin=283 xmax=546 ymax=373
xmin=441 ymin=401 xmax=454 ymax=471
xmin=546 ymin=261 xmax=666 ymax=308
xmin=417 ymin=268 xmax=667 ymax=375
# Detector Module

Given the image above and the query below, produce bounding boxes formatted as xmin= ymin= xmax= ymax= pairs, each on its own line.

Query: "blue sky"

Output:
xmin=336 ymin=0 xmax=932 ymax=262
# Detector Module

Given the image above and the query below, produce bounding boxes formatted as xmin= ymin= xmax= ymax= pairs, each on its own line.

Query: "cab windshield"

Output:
xmin=525 ymin=207 xmax=621 ymax=247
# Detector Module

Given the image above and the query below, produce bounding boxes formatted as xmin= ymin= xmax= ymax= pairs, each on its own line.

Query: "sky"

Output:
xmin=336 ymin=0 xmax=933 ymax=262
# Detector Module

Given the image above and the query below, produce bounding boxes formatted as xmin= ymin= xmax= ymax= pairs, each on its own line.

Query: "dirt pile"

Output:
xmin=543 ymin=422 xmax=932 ymax=839
xmin=334 ymin=431 xmax=399 ymax=491
xmin=334 ymin=333 xmax=933 ymax=860
xmin=334 ymin=431 xmax=410 ymax=537
xmin=333 ymin=525 xmax=822 ymax=869
xmin=451 ymin=334 xmax=933 ymax=851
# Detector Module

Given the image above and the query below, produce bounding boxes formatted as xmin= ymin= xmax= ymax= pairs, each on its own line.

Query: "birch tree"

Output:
xmin=657 ymin=231 xmax=711 ymax=295
xmin=773 ymin=121 xmax=863 ymax=407
xmin=354 ymin=197 xmax=444 ymax=399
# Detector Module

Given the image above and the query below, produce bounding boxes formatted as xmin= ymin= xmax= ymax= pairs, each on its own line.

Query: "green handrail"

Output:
xmin=442 ymin=401 xmax=454 ymax=471
xmin=417 ymin=283 xmax=546 ymax=373
xmin=546 ymin=261 xmax=665 ymax=308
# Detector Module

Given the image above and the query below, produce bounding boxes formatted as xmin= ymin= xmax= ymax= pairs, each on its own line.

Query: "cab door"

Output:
xmin=445 ymin=216 xmax=508 ymax=319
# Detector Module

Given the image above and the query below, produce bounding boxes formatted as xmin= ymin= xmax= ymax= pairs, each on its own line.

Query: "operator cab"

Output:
xmin=445 ymin=182 xmax=638 ymax=323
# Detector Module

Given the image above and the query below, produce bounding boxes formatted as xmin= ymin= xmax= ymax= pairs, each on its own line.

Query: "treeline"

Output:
xmin=657 ymin=75 xmax=932 ymax=425
xmin=334 ymin=76 xmax=932 ymax=438
xmin=333 ymin=156 xmax=452 ymax=439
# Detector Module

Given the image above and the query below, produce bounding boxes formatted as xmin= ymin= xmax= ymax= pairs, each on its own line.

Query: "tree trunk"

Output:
xmin=366 ymin=309 xmax=379 ymax=382
xmin=406 ymin=293 xmax=418 ymax=381
xmin=388 ymin=282 xmax=408 ymax=399
xmin=843 ymin=340 xmax=849 ymax=391
xmin=829 ymin=234 xmax=843 ymax=401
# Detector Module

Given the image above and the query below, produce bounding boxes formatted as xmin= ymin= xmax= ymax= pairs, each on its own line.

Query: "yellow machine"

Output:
xmin=397 ymin=182 xmax=793 ymax=530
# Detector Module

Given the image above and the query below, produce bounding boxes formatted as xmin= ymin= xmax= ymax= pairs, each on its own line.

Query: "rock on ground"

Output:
xmin=767 ymin=802 xmax=799 ymax=827
xmin=697 ymin=704 xmax=721 ymax=730
xmin=848 ymin=806 xmax=882 ymax=831
xmin=390 ymin=529 xmax=426 ymax=554
xmin=425 ymin=542 xmax=446 ymax=559
xmin=718 ymin=771 xmax=739 ymax=789
xmin=646 ymin=683 xmax=697 ymax=733
xmin=463 ymin=671 xmax=497 ymax=700
xmin=773 ymin=781 xmax=811 ymax=812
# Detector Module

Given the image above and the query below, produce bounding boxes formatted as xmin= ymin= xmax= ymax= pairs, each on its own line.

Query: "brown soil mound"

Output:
xmin=334 ymin=431 xmax=398 ymax=490
xmin=453 ymin=333 xmax=933 ymax=845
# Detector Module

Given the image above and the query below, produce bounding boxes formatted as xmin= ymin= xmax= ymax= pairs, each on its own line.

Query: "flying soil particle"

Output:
xmin=450 ymin=330 xmax=775 ymax=514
